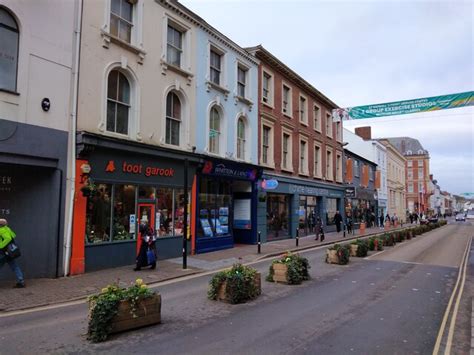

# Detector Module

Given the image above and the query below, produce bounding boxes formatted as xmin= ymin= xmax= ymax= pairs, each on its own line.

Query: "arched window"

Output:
xmin=237 ymin=117 xmax=246 ymax=160
xmin=166 ymin=92 xmax=181 ymax=145
xmin=209 ymin=107 xmax=220 ymax=154
xmin=0 ymin=8 xmax=19 ymax=92
xmin=107 ymin=69 xmax=130 ymax=134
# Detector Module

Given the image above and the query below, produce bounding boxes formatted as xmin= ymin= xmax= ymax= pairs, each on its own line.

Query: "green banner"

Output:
xmin=333 ymin=91 xmax=474 ymax=121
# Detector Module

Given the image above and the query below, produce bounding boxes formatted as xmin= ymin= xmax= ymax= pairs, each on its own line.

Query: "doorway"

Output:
xmin=137 ymin=203 xmax=155 ymax=252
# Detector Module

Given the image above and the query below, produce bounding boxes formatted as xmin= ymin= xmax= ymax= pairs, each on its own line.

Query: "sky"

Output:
xmin=181 ymin=0 xmax=474 ymax=195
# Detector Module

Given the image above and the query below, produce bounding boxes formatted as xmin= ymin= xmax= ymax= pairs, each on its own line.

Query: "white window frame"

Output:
xmin=282 ymin=82 xmax=293 ymax=118
xmin=325 ymin=112 xmax=333 ymax=138
xmin=0 ymin=7 xmax=19 ymax=93
xmin=299 ymin=136 xmax=309 ymax=176
xmin=353 ymin=159 xmax=359 ymax=177
xmin=208 ymin=106 xmax=221 ymax=155
xmin=260 ymin=119 xmax=274 ymax=168
xmin=326 ymin=147 xmax=334 ymax=181
xmin=261 ymin=69 xmax=274 ymax=107
xmin=313 ymin=141 xmax=322 ymax=178
xmin=281 ymin=127 xmax=293 ymax=172
xmin=418 ymin=167 xmax=424 ymax=178
xmin=407 ymin=160 xmax=413 ymax=168
xmin=161 ymin=86 xmax=189 ymax=149
xmin=236 ymin=116 xmax=248 ymax=161
xmin=161 ymin=16 xmax=192 ymax=77
xmin=336 ymin=121 xmax=342 ymax=142
xmin=313 ymin=104 xmax=321 ymax=132
xmin=408 ymin=182 xmax=414 ymax=193
xmin=336 ymin=151 xmax=343 ymax=182
xmin=236 ymin=63 xmax=248 ymax=99
xmin=299 ymin=94 xmax=308 ymax=125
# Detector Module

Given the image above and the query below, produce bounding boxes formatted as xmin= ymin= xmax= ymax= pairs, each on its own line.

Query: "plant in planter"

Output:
xmin=208 ymin=264 xmax=261 ymax=304
xmin=382 ymin=233 xmax=396 ymax=247
xmin=355 ymin=239 xmax=368 ymax=257
xmin=368 ymin=237 xmax=376 ymax=251
xmin=87 ymin=279 xmax=160 ymax=343
xmin=81 ymin=178 xmax=97 ymax=198
xmin=266 ymin=252 xmax=310 ymax=285
xmin=326 ymin=244 xmax=350 ymax=265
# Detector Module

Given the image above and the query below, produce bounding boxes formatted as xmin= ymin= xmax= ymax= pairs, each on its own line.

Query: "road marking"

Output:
xmin=365 ymin=250 xmax=387 ymax=259
xmin=432 ymin=235 xmax=472 ymax=355
xmin=412 ymin=288 xmax=419 ymax=291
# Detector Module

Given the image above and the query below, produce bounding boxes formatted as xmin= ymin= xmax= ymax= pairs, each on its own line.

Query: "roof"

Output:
xmin=381 ymin=137 xmax=429 ymax=156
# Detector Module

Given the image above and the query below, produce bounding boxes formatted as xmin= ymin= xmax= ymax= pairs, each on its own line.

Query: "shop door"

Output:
xmin=299 ymin=196 xmax=318 ymax=236
xmin=137 ymin=203 xmax=155 ymax=253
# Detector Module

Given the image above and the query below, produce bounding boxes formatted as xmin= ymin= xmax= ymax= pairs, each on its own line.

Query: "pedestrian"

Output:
xmin=0 ymin=219 xmax=25 ymax=288
xmin=409 ymin=213 xmax=413 ymax=224
xmin=385 ymin=213 xmax=391 ymax=225
xmin=379 ymin=213 xmax=384 ymax=229
xmin=413 ymin=212 xmax=418 ymax=224
xmin=333 ymin=210 xmax=343 ymax=233
xmin=346 ymin=216 xmax=353 ymax=234
xmin=134 ymin=222 xmax=157 ymax=271
xmin=314 ymin=216 xmax=322 ymax=241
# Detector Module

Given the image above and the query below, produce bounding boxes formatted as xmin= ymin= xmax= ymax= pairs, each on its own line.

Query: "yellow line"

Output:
xmin=432 ymin=236 xmax=471 ymax=354
xmin=444 ymin=236 xmax=472 ymax=354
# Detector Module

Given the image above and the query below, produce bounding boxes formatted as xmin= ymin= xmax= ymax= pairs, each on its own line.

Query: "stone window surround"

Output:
xmin=261 ymin=67 xmax=274 ymax=108
xmin=299 ymin=94 xmax=308 ymax=126
xmin=326 ymin=146 xmax=334 ymax=181
xmin=281 ymin=126 xmax=293 ymax=173
xmin=298 ymin=134 xmax=309 ymax=176
xmin=313 ymin=140 xmax=323 ymax=179
xmin=260 ymin=117 xmax=275 ymax=168
xmin=281 ymin=81 xmax=293 ymax=118
xmin=313 ymin=103 xmax=322 ymax=132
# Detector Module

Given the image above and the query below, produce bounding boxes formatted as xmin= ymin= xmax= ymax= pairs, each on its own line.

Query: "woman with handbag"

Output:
xmin=0 ymin=219 xmax=25 ymax=288
xmin=134 ymin=222 xmax=157 ymax=271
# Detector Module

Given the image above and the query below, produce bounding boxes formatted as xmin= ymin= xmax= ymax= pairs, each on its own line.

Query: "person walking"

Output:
xmin=0 ymin=219 xmax=25 ymax=288
xmin=333 ymin=210 xmax=343 ymax=233
xmin=379 ymin=213 xmax=384 ymax=229
xmin=314 ymin=216 xmax=322 ymax=241
xmin=134 ymin=222 xmax=157 ymax=271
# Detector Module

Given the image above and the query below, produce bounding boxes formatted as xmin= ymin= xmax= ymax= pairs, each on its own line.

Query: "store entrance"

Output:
xmin=137 ymin=203 xmax=155 ymax=252
xmin=298 ymin=196 xmax=318 ymax=236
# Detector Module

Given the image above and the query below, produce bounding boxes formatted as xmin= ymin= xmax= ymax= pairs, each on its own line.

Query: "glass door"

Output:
xmin=137 ymin=203 xmax=155 ymax=252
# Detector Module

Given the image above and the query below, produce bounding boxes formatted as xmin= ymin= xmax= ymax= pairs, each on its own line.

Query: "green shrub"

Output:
xmin=368 ymin=237 xmax=376 ymax=251
xmin=354 ymin=239 xmax=368 ymax=257
xmin=327 ymin=244 xmax=350 ymax=265
xmin=208 ymin=264 xmax=260 ymax=304
xmin=376 ymin=237 xmax=384 ymax=251
xmin=267 ymin=252 xmax=310 ymax=284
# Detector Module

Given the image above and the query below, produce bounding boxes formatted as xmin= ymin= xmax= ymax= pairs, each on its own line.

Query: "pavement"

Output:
xmin=0 ymin=224 xmax=411 ymax=313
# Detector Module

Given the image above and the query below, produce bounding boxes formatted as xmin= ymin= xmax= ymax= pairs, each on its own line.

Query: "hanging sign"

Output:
xmin=333 ymin=91 xmax=474 ymax=121
xmin=261 ymin=179 xmax=278 ymax=190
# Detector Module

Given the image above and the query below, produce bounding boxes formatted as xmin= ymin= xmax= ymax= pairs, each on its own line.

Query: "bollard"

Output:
xmin=343 ymin=223 xmax=346 ymax=238
xmin=258 ymin=231 xmax=261 ymax=254
xmin=296 ymin=228 xmax=299 ymax=247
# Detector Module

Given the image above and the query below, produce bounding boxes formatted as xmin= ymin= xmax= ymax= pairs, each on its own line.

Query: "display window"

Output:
xmin=299 ymin=195 xmax=318 ymax=236
xmin=326 ymin=198 xmax=338 ymax=225
xmin=198 ymin=177 xmax=232 ymax=237
xmin=346 ymin=198 xmax=376 ymax=223
xmin=266 ymin=193 xmax=290 ymax=240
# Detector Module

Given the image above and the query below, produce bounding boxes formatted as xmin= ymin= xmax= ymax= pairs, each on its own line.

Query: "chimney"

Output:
xmin=401 ymin=140 xmax=406 ymax=153
xmin=354 ymin=126 xmax=372 ymax=140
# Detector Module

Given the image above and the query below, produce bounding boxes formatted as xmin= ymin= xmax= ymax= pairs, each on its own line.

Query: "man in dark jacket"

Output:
xmin=333 ymin=211 xmax=343 ymax=233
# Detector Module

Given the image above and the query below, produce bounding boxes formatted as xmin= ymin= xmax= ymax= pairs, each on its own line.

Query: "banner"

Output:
xmin=333 ymin=91 xmax=474 ymax=121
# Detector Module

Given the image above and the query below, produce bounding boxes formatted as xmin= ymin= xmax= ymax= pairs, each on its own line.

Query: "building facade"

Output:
xmin=246 ymin=46 xmax=345 ymax=241
xmin=378 ymin=139 xmax=406 ymax=222
xmin=0 ymin=0 xmax=76 ymax=279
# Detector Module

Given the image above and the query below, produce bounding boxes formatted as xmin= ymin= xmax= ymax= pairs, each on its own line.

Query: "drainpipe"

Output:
xmin=64 ymin=0 xmax=83 ymax=277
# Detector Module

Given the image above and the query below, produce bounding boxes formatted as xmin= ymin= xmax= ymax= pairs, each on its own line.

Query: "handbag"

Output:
xmin=4 ymin=240 xmax=21 ymax=259
xmin=146 ymin=248 xmax=156 ymax=265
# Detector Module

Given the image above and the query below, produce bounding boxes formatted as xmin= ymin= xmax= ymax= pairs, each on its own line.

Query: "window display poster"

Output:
xmin=129 ymin=214 xmax=136 ymax=234
xmin=219 ymin=216 xmax=228 ymax=224
xmin=200 ymin=219 xmax=213 ymax=237
xmin=234 ymin=199 xmax=251 ymax=229
xmin=219 ymin=207 xmax=229 ymax=216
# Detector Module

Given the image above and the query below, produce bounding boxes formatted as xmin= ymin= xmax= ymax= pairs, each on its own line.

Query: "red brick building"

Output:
xmin=246 ymin=46 xmax=345 ymax=240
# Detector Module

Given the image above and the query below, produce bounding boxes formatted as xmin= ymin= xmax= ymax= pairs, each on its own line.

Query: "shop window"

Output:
xmin=155 ymin=188 xmax=189 ymax=237
xmin=86 ymin=184 xmax=113 ymax=244
xmin=138 ymin=186 xmax=155 ymax=199
xmin=112 ymin=185 xmax=136 ymax=241
xmin=107 ymin=70 xmax=130 ymax=135
xmin=198 ymin=178 xmax=232 ymax=237
xmin=326 ymin=198 xmax=337 ymax=225
xmin=0 ymin=7 xmax=19 ymax=92
xmin=166 ymin=91 xmax=181 ymax=145
xmin=267 ymin=194 xmax=290 ymax=240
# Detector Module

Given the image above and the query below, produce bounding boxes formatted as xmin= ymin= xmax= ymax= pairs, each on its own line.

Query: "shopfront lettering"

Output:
xmin=0 ymin=208 xmax=11 ymax=215
xmin=120 ymin=161 xmax=174 ymax=178
xmin=0 ymin=176 xmax=12 ymax=184
xmin=289 ymin=184 xmax=329 ymax=196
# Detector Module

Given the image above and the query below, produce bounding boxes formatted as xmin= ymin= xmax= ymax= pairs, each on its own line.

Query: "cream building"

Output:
xmin=378 ymin=139 xmax=406 ymax=221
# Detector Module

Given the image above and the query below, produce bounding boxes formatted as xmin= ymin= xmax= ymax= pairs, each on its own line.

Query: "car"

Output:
xmin=466 ymin=210 xmax=474 ymax=220
xmin=455 ymin=213 xmax=466 ymax=222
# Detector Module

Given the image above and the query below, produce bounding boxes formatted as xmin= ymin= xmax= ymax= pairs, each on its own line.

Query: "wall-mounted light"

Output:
xmin=41 ymin=98 xmax=51 ymax=112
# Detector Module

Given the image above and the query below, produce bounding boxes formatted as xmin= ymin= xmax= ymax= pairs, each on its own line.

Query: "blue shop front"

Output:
xmin=257 ymin=174 xmax=345 ymax=242
xmin=194 ymin=158 xmax=262 ymax=254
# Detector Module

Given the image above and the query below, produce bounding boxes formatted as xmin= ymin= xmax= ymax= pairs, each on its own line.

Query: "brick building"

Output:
xmin=246 ymin=46 xmax=345 ymax=241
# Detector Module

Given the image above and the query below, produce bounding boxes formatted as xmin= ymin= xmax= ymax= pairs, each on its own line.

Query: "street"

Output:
xmin=0 ymin=222 xmax=472 ymax=354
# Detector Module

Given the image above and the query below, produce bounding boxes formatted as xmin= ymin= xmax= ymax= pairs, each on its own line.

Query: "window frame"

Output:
xmin=260 ymin=119 xmax=275 ymax=168
xmin=299 ymin=135 xmax=309 ymax=176
xmin=165 ymin=91 xmax=182 ymax=146
xmin=166 ymin=24 xmax=183 ymax=68
xmin=313 ymin=104 xmax=321 ymax=132
xmin=281 ymin=127 xmax=293 ymax=172
xmin=325 ymin=112 xmax=333 ymax=138
xmin=236 ymin=117 xmax=246 ymax=161
xmin=336 ymin=151 xmax=343 ymax=182
xmin=210 ymin=47 xmax=223 ymax=86
xmin=353 ymin=159 xmax=360 ymax=177
xmin=261 ymin=69 xmax=274 ymax=107
xmin=313 ymin=142 xmax=322 ymax=178
xmin=106 ymin=69 xmax=131 ymax=136
xmin=0 ymin=7 xmax=19 ymax=94
xmin=110 ymin=0 xmax=134 ymax=44
xmin=299 ymin=94 xmax=308 ymax=125
xmin=236 ymin=64 xmax=248 ymax=99
xmin=281 ymin=82 xmax=293 ymax=118
xmin=326 ymin=147 xmax=334 ymax=181
xmin=208 ymin=106 xmax=221 ymax=155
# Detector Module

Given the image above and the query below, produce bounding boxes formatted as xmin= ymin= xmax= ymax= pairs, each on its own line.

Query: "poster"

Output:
xmin=234 ymin=199 xmax=251 ymax=229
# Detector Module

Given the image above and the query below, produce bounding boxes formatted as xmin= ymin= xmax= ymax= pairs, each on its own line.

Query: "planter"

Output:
xmin=384 ymin=221 xmax=391 ymax=231
xmin=109 ymin=294 xmax=161 ymax=334
xmin=359 ymin=222 xmax=366 ymax=235
xmin=350 ymin=244 xmax=358 ymax=257
xmin=217 ymin=273 xmax=261 ymax=302
xmin=271 ymin=263 xmax=289 ymax=283
xmin=326 ymin=249 xmax=339 ymax=264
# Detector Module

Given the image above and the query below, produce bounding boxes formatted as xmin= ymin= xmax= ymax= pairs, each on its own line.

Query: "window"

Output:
xmin=262 ymin=126 xmax=271 ymax=165
xmin=210 ymin=49 xmax=222 ymax=85
xmin=336 ymin=152 xmax=343 ymax=182
xmin=326 ymin=149 xmax=333 ymax=180
xmin=408 ymin=182 xmax=414 ymax=193
xmin=110 ymin=0 xmax=133 ymax=43
xmin=166 ymin=92 xmax=181 ymax=145
xmin=299 ymin=96 xmax=307 ymax=124
xmin=0 ymin=8 xmax=19 ymax=92
xmin=209 ymin=107 xmax=220 ymax=154
xmin=237 ymin=118 xmax=246 ymax=160
xmin=282 ymin=133 xmax=290 ymax=170
xmin=107 ymin=70 xmax=130 ymax=135
xmin=418 ymin=182 xmax=424 ymax=193
xmin=336 ymin=121 xmax=342 ymax=142
xmin=313 ymin=105 xmax=321 ymax=132
xmin=167 ymin=25 xmax=183 ymax=67
xmin=369 ymin=166 xmax=373 ymax=181
xmin=314 ymin=144 xmax=322 ymax=178
xmin=282 ymin=84 xmax=292 ymax=116
xmin=237 ymin=66 xmax=247 ymax=98
xmin=407 ymin=160 xmax=413 ymax=167
xmin=262 ymin=71 xmax=273 ymax=105
xmin=407 ymin=168 xmax=413 ymax=179
xmin=418 ymin=159 xmax=424 ymax=167
xmin=418 ymin=168 xmax=424 ymax=178
xmin=354 ymin=159 xmax=359 ymax=177
xmin=299 ymin=140 xmax=307 ymax=174
xmin=325 ymin=112 xmax=333 ymax=138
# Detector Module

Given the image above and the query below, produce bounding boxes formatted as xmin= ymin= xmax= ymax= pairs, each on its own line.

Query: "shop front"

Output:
xmin=257 ymin=174 xmax=345 ymax=242
xmin=71 ymin=133 xmax=199 ymax=274
xmin=344 ymin=187 xmax=377 ymax=228
xmin=194 ymin=158 xmax=261 ymax=254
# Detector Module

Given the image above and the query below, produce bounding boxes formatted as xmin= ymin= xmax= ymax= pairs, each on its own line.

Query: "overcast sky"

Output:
xmin=181 ymin=0 xmax=473 ymax=195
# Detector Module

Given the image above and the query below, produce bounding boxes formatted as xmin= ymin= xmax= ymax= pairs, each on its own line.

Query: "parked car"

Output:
xmin=466 ymin=210 xmax=474 ymax=220
xmin=455 ymin=213 xmax=466 ymax=222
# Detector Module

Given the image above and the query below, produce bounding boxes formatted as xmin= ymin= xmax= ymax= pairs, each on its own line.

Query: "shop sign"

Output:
xmin=129 ymin=214 xmax=136 ymax=233
xmin=0 ymin=175 xmax=13 ymax=216
xmin=202 ymin=160 xmax=258 ymax=181
xmin=345 ymin=187 xmax=356 ymax=198
xmin=105 ymin=160 xmax=175 ymax=178
xmin=261 ymin=179 xmax=278 ymax=190
xmin=289 ymin=184 xmax=329 ymax=196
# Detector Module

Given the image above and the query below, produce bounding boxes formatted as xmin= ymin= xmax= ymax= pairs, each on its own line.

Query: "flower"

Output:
xmin=101 ymin=288 xmax=108 ymax=293
xmin=135 ymin=278 xmax=143 ymax=286
xmin=140 ymin=284 xmax=147 ymax=289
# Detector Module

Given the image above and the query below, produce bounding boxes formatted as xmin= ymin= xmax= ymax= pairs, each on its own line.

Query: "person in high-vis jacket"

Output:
xmin=0 ymin=219 xmax=25 ymax=288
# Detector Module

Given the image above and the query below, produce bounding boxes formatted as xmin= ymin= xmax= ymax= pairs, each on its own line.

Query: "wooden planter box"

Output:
xmin=271 ymin=263 xmax=289 ymax=284
xmin=217 ymin=273 xmax=261 ymax=302
xmin=359 ymin=222 xmax=366 ymax=235
xmin=350 ymin=244 xmax=358 ymax=257
xmin=109 ymin=294 xmax=161 ymax=334
xmin=326 ymin=249 xmax=339 ymax=264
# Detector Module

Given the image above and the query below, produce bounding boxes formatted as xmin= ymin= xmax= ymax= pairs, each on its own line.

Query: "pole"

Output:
xmin=257 ymin=231 xmax=261 ymax=254
xmin=183 ymin=158 xmax=188 ymax=269
xmin=296 ymin=228 xmax=299 ymax=247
